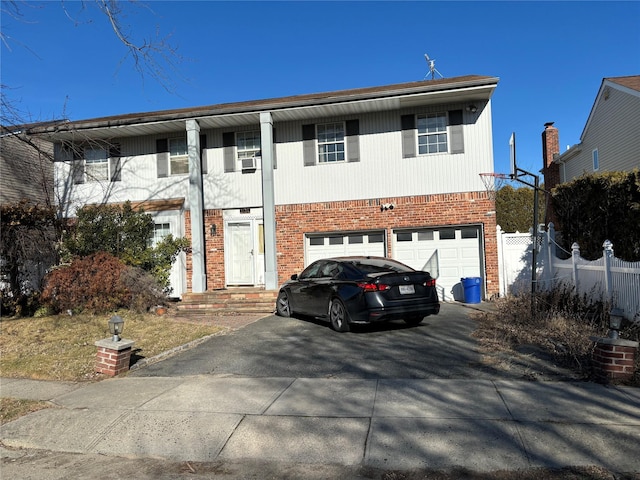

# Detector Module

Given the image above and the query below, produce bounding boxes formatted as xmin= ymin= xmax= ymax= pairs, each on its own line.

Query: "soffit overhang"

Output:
xmin=29 ymin=75 xmax=498 ymax=142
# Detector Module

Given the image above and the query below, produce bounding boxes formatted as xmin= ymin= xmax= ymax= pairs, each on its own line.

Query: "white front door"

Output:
xmin=225 ymin=219 xmax=265 ymax=286
xmin=227 ymin=222 xmax=254 ymax=285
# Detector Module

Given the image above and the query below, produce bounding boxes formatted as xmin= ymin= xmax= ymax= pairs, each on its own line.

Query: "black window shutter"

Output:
xmin=302 ymin=124 xmax=316 ymax=166
xmin=272 ymin=127 xmax=277 ymax=169
xmin=448 ymin=110 xmax=464 ymax=154
xmin=401 ymin=114 xmax=416 ymax=158
xmin=223 ymin=132 xmax=236 ymax=172
xmin=200 ymin=134 xmax=208 ymax=174
xmin=72 ymin=145 xmax=84 ymax=184
xmin=346 ymin=119 xmax=360 ymax=162
xmin=109 ymin=144 xmax=121 ymax=182
xmin=156 ymin=139 xmax=169 ymax=178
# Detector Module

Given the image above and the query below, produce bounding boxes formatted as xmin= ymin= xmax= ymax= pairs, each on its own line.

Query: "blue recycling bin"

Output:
xmin=461 ymin=277 xmax=481 ymax=304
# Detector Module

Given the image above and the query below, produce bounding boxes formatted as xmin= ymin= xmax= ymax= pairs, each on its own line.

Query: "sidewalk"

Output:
xmin=2 ymin=375 xmax=639 ymax=473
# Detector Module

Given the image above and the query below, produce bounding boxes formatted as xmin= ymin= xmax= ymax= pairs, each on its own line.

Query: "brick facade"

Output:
xmin=186 ymin=192 xmax=499 ymax=296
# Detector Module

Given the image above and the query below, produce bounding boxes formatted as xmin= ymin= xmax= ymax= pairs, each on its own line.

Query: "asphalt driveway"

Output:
xmin=130 ymin=303 xmax=491 ymax=379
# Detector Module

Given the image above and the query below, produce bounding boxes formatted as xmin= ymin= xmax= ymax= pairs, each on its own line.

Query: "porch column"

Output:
xmin=260 ymin=112 xmax=278 ymax=290
xmin=186 ymin=119 xmax=206 ymax=292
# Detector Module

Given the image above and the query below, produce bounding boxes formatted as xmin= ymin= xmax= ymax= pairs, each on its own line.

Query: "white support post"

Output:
xmin=186 ymin=119 xmax=206 ymax=293
xmin=603 ymin=240 xmax=614 ymax=303
xmin=260 ymin=112 xmax=278 ymax=290
xmin=571 ymin=242 xmax=580 ymax=293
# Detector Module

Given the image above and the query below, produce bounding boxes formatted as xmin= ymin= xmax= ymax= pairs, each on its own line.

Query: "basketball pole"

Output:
xmin=509 ymin=132 xmax=541 ymax=315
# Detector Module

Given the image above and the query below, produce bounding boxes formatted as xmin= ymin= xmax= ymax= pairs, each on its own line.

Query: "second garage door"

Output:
xmin=393 ymin=226 xmax=483 ymax=301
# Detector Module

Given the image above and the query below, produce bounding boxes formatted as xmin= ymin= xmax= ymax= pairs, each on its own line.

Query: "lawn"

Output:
xmin=0 ymin=311 xmax=224 ymax=382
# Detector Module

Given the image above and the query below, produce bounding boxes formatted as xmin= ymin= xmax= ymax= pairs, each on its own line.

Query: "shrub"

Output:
xmin=41 ymin=252 xmax=129 ymax=314
xmin=41 ymin=252 xmax=167 ymax=314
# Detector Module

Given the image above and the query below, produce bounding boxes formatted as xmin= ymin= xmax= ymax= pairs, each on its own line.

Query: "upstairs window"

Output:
xmin=84 ymin=147 xmax=109 ymax=181
xmin=592 ymin=148 xmax=599 ymax=171
xmin=237 ymin=131 xmax=261 ymax=170
xmin=417 ymin=113 xmax=447 ymax=154
xmin=317 ymin=123 xmax=345 ymax=163
xmin=169 ymin=137 xmax=188 ymax=175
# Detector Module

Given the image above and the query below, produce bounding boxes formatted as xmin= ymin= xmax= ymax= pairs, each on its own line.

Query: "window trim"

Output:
xmin=317 ymin=122 xmax=346 ymax=164
xmin=169 ymin=137 xmax=189 ymax=176
xmin=84 ymin=146 xmax=109 ymax=182
xmin=416 ymin=112 xmax=448 ymax=155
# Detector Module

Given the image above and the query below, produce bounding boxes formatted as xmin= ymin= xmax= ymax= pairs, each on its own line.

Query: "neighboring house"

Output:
xmin=542 ymin=75 xmax=640 ymax=190
xmin=29 ymin=75 xmax=500 ymax=301
xmin=0 ymin=123 xmax=56 ymax=206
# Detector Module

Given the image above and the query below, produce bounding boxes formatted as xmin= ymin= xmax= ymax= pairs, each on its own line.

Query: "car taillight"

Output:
xmin=358 ymin=282 xmax=391 ymax=292
xmin=424 ymin=279 xmax=436 ymax=287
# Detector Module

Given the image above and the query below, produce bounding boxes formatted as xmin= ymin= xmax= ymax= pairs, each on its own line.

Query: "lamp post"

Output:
xmin=108 ymin=315 xmax=125 ymax=342
xmin=609 ymin=308 xmax=624 ymax=339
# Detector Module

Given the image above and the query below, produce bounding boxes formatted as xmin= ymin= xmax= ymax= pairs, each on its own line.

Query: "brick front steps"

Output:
xmin=176 ymin=288 xmax=278 ymax=316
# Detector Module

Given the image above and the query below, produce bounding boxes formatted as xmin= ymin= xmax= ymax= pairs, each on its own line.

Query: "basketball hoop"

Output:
xmin=479 ymin=173 xmax=509 ymax=201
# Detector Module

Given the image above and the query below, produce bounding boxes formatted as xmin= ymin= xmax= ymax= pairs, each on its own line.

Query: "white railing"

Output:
xmin=538 ymin=224 xmax=640 ymax=325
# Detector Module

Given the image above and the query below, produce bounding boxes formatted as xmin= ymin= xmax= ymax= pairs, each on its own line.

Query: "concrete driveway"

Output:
xmin=130 ymin=302 xmax=490 ymax=379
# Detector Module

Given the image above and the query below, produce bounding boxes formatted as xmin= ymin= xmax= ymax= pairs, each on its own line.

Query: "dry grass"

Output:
xmin=0 ymin=398 xmax=53 ymax=425
xmin=0 ymin=310 xmax=224 ymax=382
xmin=474 ymin=290 xmax=640 ymax=385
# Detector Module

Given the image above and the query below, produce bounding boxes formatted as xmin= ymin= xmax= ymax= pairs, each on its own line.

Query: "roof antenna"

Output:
xmin=424 ymin=53 xmax=444 ymax=80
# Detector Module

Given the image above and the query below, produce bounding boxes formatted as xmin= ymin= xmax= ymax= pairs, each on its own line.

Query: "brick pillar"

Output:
xmin=591 ymin=337 xmax=638 ymax=384
xmin=95 ymin=339 xmax=135 ymax=377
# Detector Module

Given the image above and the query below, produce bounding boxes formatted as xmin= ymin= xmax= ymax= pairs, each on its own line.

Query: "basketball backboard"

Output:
xmin=509 ymin=132 xmax=517 ymax=178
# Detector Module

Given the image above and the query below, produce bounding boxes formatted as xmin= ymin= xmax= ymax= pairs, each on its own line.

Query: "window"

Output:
xmin=150 ymin=223 xmax=171 ymax=247
xmin=396 ymin=232 xmax=413 ymax=242
xmin=439 ymin=228 xmax=456 ymax=240
xmin=417 ymin=113 xmax=447 ymax=154
xmin=317 ymin=123 xmax=345 ymax=163
xmin=237 ymin=131 xmax=261 ymax=160
xmin=169 ymin=138 xmax=188 ymax=175
xmin=84 ymin=147 xmax=108 ymax=181
xmin=592 ymin=148 xmax=599 ymax=171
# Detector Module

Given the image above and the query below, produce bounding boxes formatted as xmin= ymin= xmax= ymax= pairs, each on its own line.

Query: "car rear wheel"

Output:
xmin=404 ymin=315 xmax=424 ymax=326
xmin=276 ymin=290 xmax=292 ymax=317
xmin=329 ymin=298 xmax=350 ymax=332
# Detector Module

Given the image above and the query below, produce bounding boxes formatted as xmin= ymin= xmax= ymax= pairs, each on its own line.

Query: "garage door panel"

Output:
xmin=306 ymin=232 xmax=385 ymax=266
xmin=393 ymin=226 xmax=483 ymax=302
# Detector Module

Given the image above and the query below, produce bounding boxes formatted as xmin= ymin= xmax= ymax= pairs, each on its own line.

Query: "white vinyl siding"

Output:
xmin=54 ymin=103 xmax=494 ymax=212
xmin=561 ymin=82 xmax=640 ymax=181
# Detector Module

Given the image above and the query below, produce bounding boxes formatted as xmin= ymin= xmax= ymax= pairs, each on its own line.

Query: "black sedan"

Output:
xmin=275 ymin=256 xmax=440 ymax=332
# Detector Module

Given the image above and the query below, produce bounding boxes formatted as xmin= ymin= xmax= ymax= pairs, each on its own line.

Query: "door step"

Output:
xmin=176 ymin=288 xmax=278 ymax=315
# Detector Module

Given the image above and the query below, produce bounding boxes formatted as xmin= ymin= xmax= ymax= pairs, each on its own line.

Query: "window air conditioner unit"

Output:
xmin=241 ymin=156 xmax=258 ymax=170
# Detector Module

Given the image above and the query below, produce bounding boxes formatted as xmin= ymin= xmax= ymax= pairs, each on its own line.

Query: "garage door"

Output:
xmin=305 ymin=231 xmax=386 ymax=265
xmin=393 ymin=226 xmax=483 ymax=301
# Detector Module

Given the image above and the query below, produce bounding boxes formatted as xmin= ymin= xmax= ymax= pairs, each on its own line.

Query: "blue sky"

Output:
xmin=2 ymin=1 xmax=639 ymax=178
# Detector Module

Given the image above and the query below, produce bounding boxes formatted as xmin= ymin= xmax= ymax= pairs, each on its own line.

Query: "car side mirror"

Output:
xmin=291 ymin=274 xmax=298 ymax=280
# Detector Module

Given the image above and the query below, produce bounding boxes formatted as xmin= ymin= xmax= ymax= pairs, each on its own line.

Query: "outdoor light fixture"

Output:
xmin=609 ymin=308 xmax=624 ymax=339
xmin=210 ymin=224 xmax=217 ymax=237
xmin=466 ymin=105 xmax=478 ymax=113
xmin=108 ymin=315 xmax=125 ymax=342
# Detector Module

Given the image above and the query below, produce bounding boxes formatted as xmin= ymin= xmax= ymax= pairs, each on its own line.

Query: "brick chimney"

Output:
xmin=542 ymin=122 xmax=561 ymax=189
xmin=542 ymin=122 xmax=559 ymax=169
xmin=542 ymin=122 xmax=561 ymax=226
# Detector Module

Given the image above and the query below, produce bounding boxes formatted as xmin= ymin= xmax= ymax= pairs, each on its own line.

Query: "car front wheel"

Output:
xmin=276 ymin=290 xmax=292 ymax=317
xmin=329 ymin=298 xmax=350 ymax=332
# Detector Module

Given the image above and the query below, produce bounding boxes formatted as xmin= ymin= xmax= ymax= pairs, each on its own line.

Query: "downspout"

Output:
xmin=260 ymin=112 xmax=278 ymax=290
xmin=186 ymin=119 xmax=206 ymax=292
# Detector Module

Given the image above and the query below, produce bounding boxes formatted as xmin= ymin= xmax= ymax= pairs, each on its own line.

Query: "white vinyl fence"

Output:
xmin=498 ymin=224 xmax=640 ymax=325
